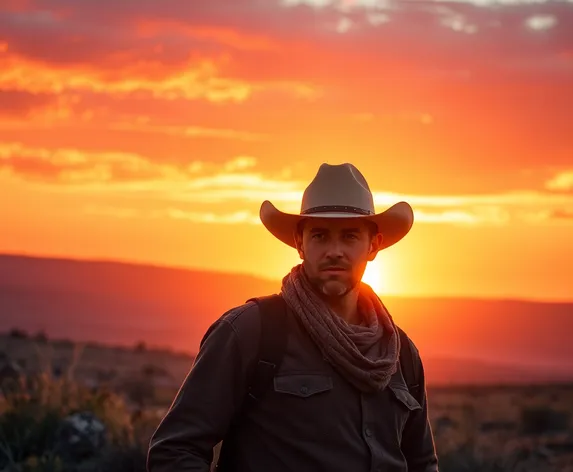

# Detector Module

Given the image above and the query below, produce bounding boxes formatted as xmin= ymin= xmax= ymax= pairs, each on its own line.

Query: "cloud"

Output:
xmin=1 ymin=0 xmax=572 ymax=231
xmin=166 ymin=209 xmax=261 ymax=225
xmin=0 ymin=53 xmax=254 ymax=102
xmin=546 ymin=169 xmax=573 ymax=192
xmin=0 ymin=142 xmax=191 ymax=183
xmin=1 ymin=0 xmax=572 ymax=176
xmin=82 ymin=205 xmax=490 ymax=227
xmin=135 ymin=189 xmax=573 ymax=227
xmin=135 ymin=22 xmax=281 ymax=52
xmin=0 ymin=90 xmax=57 ymax=116
xmin=3 ymin=142 xmax=572 ymax=228
xmin=82 ymin=196 xmax=573 ymax=227
xmin=549 ymin=209 xmax=573 ymax=220
xmin=107 ymin=122 xmax=268 ymax=142
xmin=224 ymin=156 xmax=258 ymax=171
xmin=0 ymin=142 xmax=299 ymax=194
xmin=83 ymin=205 xmax=262 ymax=225
xmin=0 ymin=90 xmax=270 ymax=146
xmin=2 ymin=0 xmax=572 ymax=93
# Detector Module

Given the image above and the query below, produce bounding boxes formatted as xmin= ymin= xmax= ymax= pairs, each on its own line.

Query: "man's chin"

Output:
xmin=320 ymin=281 xmax=351 ymax=298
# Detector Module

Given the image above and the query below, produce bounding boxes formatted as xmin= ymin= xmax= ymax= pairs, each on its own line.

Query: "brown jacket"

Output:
xmin=147 ymin=299 xmax=439 ymax=472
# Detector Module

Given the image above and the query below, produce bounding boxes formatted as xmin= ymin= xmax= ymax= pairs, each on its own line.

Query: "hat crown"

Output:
xmin=301 ymin=163 xmax=375 ymax=215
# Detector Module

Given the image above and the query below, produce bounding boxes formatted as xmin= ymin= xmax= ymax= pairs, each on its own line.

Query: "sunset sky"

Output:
xmin=1 ymin=0 xmax=572 ymax=302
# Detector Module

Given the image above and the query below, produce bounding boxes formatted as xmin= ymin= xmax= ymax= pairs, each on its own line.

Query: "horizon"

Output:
xmin=2 ymin=250 xmax=572 ymax=305
xmin=3 ymin=248 xmax=573 ymax=384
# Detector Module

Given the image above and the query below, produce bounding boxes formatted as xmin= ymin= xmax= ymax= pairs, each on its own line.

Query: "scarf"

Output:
xmin=280 ymin=264 xmax=400 ymax=392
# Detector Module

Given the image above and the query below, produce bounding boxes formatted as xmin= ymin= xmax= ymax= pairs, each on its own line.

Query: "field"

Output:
xmin=1 ymin=331 xmax=572 ymax=472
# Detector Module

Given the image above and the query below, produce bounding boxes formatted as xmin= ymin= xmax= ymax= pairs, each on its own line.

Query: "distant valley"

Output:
xmin=1 ymin=253 xmax=572 ymax=386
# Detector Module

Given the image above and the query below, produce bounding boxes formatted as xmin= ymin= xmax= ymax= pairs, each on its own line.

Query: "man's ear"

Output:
xmin=294 ymin=231 xmax=304 ymax=260
xmin=367 ymin=233 xmax=383 ymax=262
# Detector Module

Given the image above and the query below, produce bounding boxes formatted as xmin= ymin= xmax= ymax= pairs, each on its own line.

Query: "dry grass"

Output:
xmin=1 ymin=332 xmax=573 ymax=471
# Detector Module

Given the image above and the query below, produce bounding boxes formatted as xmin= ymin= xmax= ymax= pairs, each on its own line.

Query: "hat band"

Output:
xmin=301 ymin=205 xmax=374 ymax=216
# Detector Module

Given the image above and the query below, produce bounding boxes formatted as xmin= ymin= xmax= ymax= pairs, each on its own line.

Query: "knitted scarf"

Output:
xmin=280 ymin=264 xmax=400 ymax=392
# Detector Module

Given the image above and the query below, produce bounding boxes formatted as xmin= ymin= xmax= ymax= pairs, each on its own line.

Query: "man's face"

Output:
xmin=296 ymin=218 xmax=383 ymax=299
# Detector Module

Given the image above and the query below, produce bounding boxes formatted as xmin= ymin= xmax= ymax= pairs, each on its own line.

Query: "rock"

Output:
xmin=0 ymin=357 xmax=23 ymax=393
xmin=545 ymin=441 xmax=573 ymax=456
xmin=480 ymin=420 xmax=517 ymax=433
xmin=433 ymin=415 xmax=457 ymax=435
xmin=55 ymin=411 xmax=107 ymax=461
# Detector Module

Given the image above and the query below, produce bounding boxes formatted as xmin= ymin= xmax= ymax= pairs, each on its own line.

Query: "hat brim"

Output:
xmin=259 ymin=200 xmax=414 ymax=250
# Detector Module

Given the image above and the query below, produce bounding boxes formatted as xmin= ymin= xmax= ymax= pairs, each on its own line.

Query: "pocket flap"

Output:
xmin=389 ymin=385 xmax=422 ymax=411
xmin=274 ymin=374 xmax=333 ymax=398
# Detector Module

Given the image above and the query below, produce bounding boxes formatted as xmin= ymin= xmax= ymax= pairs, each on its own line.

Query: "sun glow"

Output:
xmin=362 ymin=259 xmax=384 ymax=294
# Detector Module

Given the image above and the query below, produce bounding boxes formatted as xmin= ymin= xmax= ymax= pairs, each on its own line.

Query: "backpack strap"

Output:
xmin=397 ymin=326 xmax=421 ymax=402
xmin=244 ymin=294 xmax=288 ymax=406
xmin=214 ymin=295 xmax=288 ymax=471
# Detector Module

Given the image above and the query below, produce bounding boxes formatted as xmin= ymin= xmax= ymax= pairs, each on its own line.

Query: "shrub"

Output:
xmin=33 ymin=331 xmax=49 ymax=344
xmin=8 ymin=328 xmax=28 ymax=339
xmin=438 ymin=444 xmax=552 ymax=472
xmin=520 ymin=406 xmax=570 ymax=436
xmin=0 ymin=371 xmax=148 ymax=472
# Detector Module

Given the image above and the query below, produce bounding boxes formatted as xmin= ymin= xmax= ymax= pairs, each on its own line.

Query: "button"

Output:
xmin=300 ymin=385 xmax=309 ymax=395
xmin=364 ymin=427 xmax=372 ymax=437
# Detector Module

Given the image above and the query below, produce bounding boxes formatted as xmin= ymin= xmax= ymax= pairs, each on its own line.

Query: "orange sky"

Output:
xmin=1 ymin=0 xmax=572 ymax=302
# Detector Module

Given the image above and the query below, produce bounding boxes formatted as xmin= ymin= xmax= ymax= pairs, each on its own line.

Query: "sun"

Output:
xmin=362 ymin=259 xmax=384 ymax=294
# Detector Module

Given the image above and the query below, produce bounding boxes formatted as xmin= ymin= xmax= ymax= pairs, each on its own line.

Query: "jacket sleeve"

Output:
xmin=147 ymin=318 xmax=249 ymax=472
xmin=400 ymin=350 xmax=439 ymax=472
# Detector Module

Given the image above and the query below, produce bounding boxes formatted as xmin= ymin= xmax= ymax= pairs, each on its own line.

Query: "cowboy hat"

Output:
xmin=259 ymin=162 xmax=414 ymax=250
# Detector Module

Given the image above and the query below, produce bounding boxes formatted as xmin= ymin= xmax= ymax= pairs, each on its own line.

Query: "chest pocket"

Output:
xmin=390 ymin=384 xmax=422 ymax=411
xmin=274 ymin=374 xmax=333 ymax=398
xmin=388 ymin=383 xmax=422 ymax=434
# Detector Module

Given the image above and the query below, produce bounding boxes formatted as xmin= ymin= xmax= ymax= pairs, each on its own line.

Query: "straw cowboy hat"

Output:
xmin=260 ymin=162 xmax=414 ymax=250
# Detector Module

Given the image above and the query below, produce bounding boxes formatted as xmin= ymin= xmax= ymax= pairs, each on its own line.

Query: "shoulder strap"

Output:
xmin=214 ymin=295 xmax=288 ymax=471
xmin=397 ymin=326 xmax=421 ymax=401
xmin=244 ymin=294 xmax=288 ymax=406
xmin=377 ymin=295 xmax=421 ymax=401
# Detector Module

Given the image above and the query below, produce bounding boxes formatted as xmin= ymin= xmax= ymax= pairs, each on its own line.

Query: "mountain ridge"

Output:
xmin=1 ymin=252 xmax=572 ymax=385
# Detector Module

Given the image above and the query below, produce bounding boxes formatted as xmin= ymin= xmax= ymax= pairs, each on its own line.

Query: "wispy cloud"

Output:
xmin=82 ymin=197 xmax=573 ymax=227
xmin=166 ymin=208 xmax=261 ymax=225
xmin=3 ymin=142 xmax=572 ymax=227
xmin=549 ymin=209 xmax=573 ymax=220
xmin=1 ymin=0 xmax=571 ymax=179
xmin=0 ymin=142 xmax=301 ymax=194
xmin=0 ymin=90 xmax=57 ymax=117
xmin=135 ymin=22 xmax=281 ymax=52
xmin=107 ymin=122 xmax=268 ymax=142
xmin=2 ymin=0 xmax=572 ymax=93
xmin=1 ymin=0 xmax=572 ymax=235
xmin=224 ymin=156 xmax=258 ymax=171
xmin=546 ymin=169 xmax=573 ymax=192
xmin=83 ymin=205 xmax=262 ymax=225
xmin=0 ymin=142 xmax=187 ymax=183
xmin=0 ymin=54 xmax=253 ymax=102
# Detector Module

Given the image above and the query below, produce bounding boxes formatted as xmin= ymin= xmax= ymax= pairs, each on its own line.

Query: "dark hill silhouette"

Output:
xmin=1 ymin=253 xmax=571 ymax=385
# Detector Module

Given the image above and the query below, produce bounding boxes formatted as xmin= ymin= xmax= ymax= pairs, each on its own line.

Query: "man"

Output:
xmin=147 ymin=163 xmax=439 ymax=472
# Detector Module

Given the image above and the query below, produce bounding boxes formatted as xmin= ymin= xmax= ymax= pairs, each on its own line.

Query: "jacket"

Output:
xmin=147 ymin=298 xmax=439 ymax=472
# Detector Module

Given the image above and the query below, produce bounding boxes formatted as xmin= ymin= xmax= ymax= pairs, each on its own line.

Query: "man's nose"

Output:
xmin=324 ymin=239 xmax=344 ymax=258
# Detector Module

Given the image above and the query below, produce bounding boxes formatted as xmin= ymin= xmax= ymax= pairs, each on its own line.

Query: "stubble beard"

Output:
xmin=320 ymin=279 xmax=351 ymax=298
xmin=307 ymin=271 xmax=359 ymax=300
xmin=301 ymin=261 xmax=361 ymax=300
